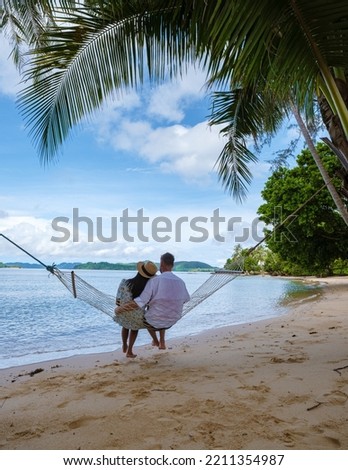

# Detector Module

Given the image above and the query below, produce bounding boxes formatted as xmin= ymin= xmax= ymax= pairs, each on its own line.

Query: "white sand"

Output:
xmin=1 ymin=276 xmax=348 ymax=450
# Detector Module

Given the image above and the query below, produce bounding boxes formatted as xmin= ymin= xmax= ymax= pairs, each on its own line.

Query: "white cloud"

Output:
xmin=109 ymin=119 xmax=153 ymax=152
xmin=0 ymin=216 xmax=53 ymax=261
xmin=147 ymin=67 xmax=208 ymax=121
xmin=0 ymin=200 xmax=262 ymax=267
xmin=95 ymin=115 xmax=225 ymax=182
xmin=138 ymin=121 xmax=226 ymax=183
xmin=151 ymin=122 xmax=221 ymax=180
xmin=90 ymin=67 xmax=225 ymax=183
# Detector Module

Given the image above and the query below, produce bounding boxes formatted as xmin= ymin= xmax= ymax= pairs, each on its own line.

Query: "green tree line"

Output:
xmin=225 ymin=144 xmax=348 ymax=276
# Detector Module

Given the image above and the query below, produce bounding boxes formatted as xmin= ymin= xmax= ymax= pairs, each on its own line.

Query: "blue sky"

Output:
xmin=0 ymin=33 xmax=298 ymax=267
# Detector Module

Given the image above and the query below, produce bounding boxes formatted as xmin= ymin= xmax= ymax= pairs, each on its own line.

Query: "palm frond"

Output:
xmin=210 ymin=87 xmax=285 ymax=200
xmin=17 ymin=3 xmax=195 ymax=162
xmin=215 ymin=136 xmax=257 ymax=203
xmin=0 ymin=0 xmax=80 ymax=69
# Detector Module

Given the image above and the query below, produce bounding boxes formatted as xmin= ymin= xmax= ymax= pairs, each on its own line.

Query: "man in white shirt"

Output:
xmin=134 ymin=252 xmax=190 ymax=349
xmin=115 ymin=253 xmax=190 ymax=350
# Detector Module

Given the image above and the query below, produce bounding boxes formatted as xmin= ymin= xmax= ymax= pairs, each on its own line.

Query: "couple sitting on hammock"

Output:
xmin=115 ymin=252 xmax=190 ymax=358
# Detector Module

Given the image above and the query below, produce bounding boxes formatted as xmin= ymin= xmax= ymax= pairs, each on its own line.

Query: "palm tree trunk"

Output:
xmin=291 ymin=104 xmax=348 ymax=227
xmin=318 ymin=77 xmax=348 ymax=197
xmin=318 ymin=80 xmax=348 ymax=162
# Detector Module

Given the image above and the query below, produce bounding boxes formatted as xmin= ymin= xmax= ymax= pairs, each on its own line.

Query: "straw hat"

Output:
xmin=137 ymin=260 xmax=158 ymax=278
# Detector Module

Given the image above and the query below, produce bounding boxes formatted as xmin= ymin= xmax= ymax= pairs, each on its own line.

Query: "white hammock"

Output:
xmin=52 ymin=266 xmax=243 ymax=329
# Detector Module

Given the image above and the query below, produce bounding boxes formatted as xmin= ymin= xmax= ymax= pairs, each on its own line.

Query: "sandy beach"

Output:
xmin=0 ymin=276 xmax=347 ymax=450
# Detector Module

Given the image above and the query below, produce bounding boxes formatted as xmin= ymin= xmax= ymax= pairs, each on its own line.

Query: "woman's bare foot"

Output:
xmin=159 ymin=343 xmax=166 ymax=350
xmin=152 ymin=340 xmax=160 ymax=347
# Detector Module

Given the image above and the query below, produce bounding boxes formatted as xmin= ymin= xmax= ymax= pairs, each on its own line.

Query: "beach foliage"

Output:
xmin=257 ymin=143 xmax=348 ymax=275
xmin=225 ymin=244 xmax=268 ymax=274
xmin=1 ymin=1 xmax=348 ymax=203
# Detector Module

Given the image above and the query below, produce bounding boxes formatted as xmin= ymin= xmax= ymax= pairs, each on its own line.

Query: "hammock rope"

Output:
xmin=54 ymin=268 xmax=116 ymax=318
xmin=182 ymin=269 xmax=242 ymax=315
xmin=0 ymin=233 xmax=243 ymax=329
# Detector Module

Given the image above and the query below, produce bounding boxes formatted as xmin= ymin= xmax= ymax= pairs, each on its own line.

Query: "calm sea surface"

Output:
xmin=0 ymin=268 xmax=318 ymax=369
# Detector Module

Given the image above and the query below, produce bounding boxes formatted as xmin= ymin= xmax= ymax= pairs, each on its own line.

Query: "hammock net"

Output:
xmin=51 ymin=258 xmax=244 ymax=330
xmin=0 ymin=230 xmax=244 ymax=330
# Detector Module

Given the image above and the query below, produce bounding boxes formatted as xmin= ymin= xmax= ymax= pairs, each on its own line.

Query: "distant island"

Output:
xmin=0 ymin=260 xmax=216 ymax=272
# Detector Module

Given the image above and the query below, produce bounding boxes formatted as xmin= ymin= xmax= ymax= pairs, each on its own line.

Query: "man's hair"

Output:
xmin=161 ymin=252 xmax=174 ymax=266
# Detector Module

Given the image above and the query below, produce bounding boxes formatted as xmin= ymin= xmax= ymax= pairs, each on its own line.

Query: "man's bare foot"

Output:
xmin=122 ymin=344 xmax=128 ymax=353
xmin=126 ymin=352 xmax=137 ymax=358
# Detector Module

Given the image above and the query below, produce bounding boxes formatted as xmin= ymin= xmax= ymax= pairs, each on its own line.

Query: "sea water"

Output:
xmin=0 ymin=268 xmax=319 ymax=369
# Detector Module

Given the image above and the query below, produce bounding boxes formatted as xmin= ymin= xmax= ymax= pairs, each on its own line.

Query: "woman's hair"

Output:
xmin=126 ymin=273 xmax=149 ymax=298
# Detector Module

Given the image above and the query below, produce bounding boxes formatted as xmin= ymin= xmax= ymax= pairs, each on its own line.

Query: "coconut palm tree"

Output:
xmin=2 ymin=0 xmax=348 ymax=203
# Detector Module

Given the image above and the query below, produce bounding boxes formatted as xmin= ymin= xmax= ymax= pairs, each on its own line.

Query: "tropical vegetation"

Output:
xmin=225 ymin=244 xmax=348 ymax=277
xmin=225 ymin=144 xmax=348 ymax=276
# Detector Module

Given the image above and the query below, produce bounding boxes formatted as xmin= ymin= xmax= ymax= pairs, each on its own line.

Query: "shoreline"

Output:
xmin=1 ymin=276 xmax=348 ymax=449
xmin=0 ymin=274 xmax=322 ymax=372
xmin=0 ymin=274 xmax=318 ymax=376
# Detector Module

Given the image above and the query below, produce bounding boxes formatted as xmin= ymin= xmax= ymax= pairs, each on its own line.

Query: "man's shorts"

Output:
xmin=143 ymin=318 xmax=170 ymax=331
